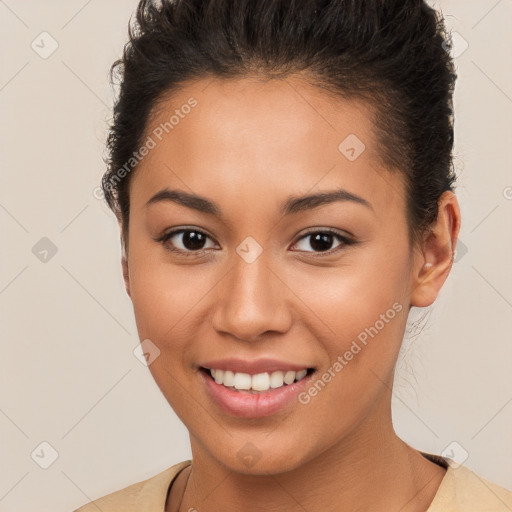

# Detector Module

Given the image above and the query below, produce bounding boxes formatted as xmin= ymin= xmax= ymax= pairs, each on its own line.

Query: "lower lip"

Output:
xmin=200 ymin=370 xmax=314 ymax=418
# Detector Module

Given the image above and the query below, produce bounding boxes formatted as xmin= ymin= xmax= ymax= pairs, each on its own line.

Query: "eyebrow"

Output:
xmin=145 ymin=187 xmax=373 ymax=217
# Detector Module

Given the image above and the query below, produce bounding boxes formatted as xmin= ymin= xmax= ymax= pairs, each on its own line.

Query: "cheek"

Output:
xmin=128 ymin=245 xmax=212 ymax=343
xmin=288 ymin=240 xmax=411 ymax=409
xmin=293 ymin=245 xmax=410 ymax=343
xmin=288 ymin=261 xmax=409 ymax=442
xmin=127 ymin=250 xmax=210 ymax=414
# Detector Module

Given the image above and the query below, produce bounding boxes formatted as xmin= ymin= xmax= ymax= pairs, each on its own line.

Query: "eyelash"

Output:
xmin=155 ymin=227 xmax=355 ymax=258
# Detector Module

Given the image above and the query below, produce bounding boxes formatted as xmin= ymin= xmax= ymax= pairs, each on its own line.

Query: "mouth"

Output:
xmin=199 ymin=364 xmax=316 ymax=418
xmin=200 ymin=367 xmax=315 ymax=393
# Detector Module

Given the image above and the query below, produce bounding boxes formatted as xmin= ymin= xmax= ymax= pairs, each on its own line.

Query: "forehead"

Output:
xmin=130 ymin=76 xmax=406 ymax=219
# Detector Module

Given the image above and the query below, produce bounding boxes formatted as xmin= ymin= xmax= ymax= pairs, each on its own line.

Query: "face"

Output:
xmin=124 ymin=76 xmax=425 ymax=474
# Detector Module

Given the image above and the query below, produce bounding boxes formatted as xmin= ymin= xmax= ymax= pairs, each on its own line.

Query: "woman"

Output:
xmin=75 ymin=0 xmax=512 ymax=510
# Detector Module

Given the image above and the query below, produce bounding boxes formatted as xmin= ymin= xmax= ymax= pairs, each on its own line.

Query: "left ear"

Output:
xmin=410 ymin=190 xmax=461 ymax=307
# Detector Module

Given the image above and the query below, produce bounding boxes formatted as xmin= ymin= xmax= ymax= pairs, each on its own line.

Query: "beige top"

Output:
xmin=74 ymin=452 xmax=512 ymax=511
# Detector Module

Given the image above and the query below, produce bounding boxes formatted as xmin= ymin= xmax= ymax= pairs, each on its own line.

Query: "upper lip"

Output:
xmin=199 ymin=358 xmax=313 ymax=375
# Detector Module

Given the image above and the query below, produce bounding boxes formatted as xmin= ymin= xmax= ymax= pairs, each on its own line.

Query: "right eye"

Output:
xmin=156 ymin=228 xmax=219 ymax=255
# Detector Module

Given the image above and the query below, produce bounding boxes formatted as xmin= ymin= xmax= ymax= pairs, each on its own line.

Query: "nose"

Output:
xmin=211 ymin=255 xmax=292 ymax=342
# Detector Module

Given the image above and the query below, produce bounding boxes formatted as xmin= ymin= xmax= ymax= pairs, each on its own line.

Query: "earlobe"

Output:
xmin=410 ymin=191 xmax=461 ymax=308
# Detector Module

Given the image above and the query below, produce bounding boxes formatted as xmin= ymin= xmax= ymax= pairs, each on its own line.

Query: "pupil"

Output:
xmin=184 ymin=231 xmax=206 ymax=250
xmin=310 ymin=233 xmax=333 ymax=252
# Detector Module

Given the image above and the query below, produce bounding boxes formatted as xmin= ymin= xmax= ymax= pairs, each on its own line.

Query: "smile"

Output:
xmin=208 ymin=368 xmax=310 ymax=392
xmin=199 ymin=363 xmax=316 ymax=418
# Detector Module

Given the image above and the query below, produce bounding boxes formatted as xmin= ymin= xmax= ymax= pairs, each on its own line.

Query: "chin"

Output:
xmin=201 ymin=432 xmax=319 ymax=477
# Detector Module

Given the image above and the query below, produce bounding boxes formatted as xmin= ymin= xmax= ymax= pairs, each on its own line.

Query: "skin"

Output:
xmin=121 ymin=75 xmax=460 ymax=512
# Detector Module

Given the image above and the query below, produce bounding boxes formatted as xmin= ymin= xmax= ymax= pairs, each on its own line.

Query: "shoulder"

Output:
xmin=428 ymin=457 xmax=512 ymax=511
xmin=72 ymin=460 xmax=191 ymax=512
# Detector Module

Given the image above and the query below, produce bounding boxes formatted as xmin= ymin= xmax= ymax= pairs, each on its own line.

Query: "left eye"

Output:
xmin=292 ymin=231 xmax=350 ymax=253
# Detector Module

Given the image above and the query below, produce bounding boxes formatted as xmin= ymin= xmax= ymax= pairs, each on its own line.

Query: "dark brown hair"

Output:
xmin=103 ymin=0 xmax=457 ymax=247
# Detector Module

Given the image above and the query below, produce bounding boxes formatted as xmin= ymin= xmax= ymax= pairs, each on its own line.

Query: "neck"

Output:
xmin=173 ymin=393 xmax=445 ymax=512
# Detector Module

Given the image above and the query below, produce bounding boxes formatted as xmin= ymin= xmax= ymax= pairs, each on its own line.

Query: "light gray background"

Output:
xmin=1 ymin=1 xmax=511 ymax=510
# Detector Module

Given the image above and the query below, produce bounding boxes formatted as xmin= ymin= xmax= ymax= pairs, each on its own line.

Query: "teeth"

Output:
xmin=223 ymin=370 xmax=235 ymax=387
xmin=233 ymin=372 xmax=252 ymax=390
xmin=296 ymin=369 xmax=307 ymax=380
xmin=251 ymin=372 xmax=270 ymax=391
xmin=283 ymin=370 xmax=296 ymax=385
xmin=208 ymin=368 xmax=309 ymax=392
xmin=269 ymin=371 xmax=284 ymax=388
